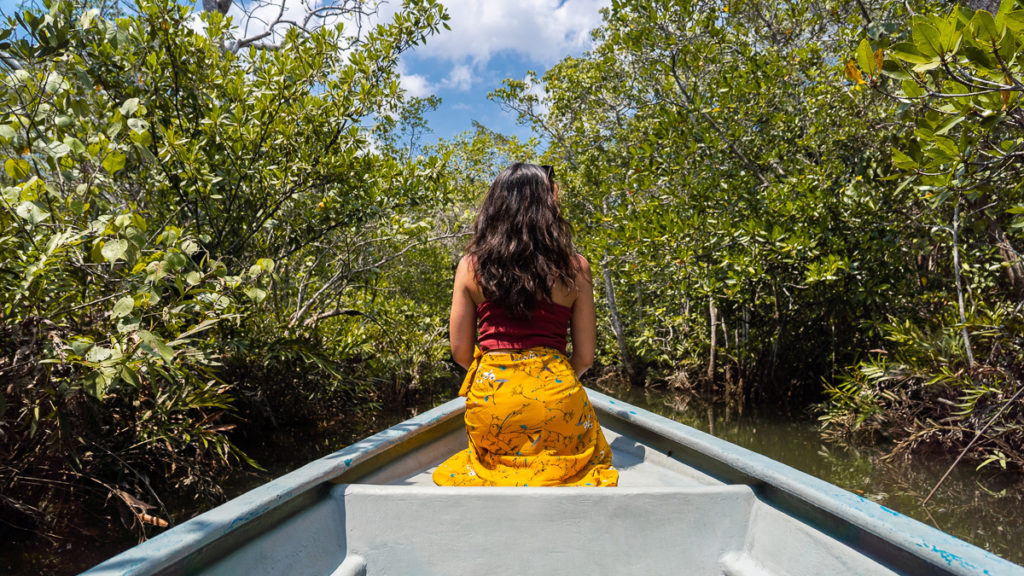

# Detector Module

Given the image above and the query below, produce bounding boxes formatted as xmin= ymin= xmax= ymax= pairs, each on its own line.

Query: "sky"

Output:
xmin=375 ymin=0 xmax=610 ymax=144
xmin=0 ymin=0 xmax=610 ymax=143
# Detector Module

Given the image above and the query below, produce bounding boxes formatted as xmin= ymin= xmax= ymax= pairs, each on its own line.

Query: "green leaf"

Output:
xmin=5 ymin=158 xmax=31 ymax=179
xmin=129 ymin=129 xmax=152 ymax=146
xmin=102 ymin=150 xmax=126 ymax=174
xmin=1005 ymin=11 xmax=1024 ymax=32
xmin=934 ymin=114 xmax=965 ymax=136
xmin=972 ymin=11 xmax=1003 ymax=44
xmin=256 ymin=258 xmax=275 ymax=273
xmin=164 ymin=251 xmax=187 ymax=271
xmin=15 ymin=201 xmax=49 ymax=224
xmin=892 ymin=149 xmax=919 ymax=169
xmin=963 ymin=46 xmax=994 ymax=68
xmin=244 ymin=287 xmax=267 ymax=303
xmin=912 ymin=20 xmax=943 ymax=56
xmin=181 ymin=239 xmax=200 ymax=256
xmin=171 ymin=318 xmax=221 ymax=343
xmin=934 ymin=13 xmax=960 ymax=52
xmin=64 ymin=136 xmax=85 ymax=155
xmin=890 ymin=42 xmax=934 ymax=65
xmin=0 ymin=124 xmax=15 ymax=141
xmin=932 ymin=135 xmax=959 ymax=157
xmin=901 ymin=79 xmax=925 ymax=98
xmin=46 ymin=140 xmax=70 ymax=158
xmin=140 ymin=331 xmax=175 ymax=363
xmin=101 ymin=239 xmax=129 ymax=262
xmin=85 ymin=345 xmax=112 ymax=363
xmin=127 ymin=118 xmax=149 ymax=133
xmin=119 ymin=97 xmax=140 ymax=116
xmin=112 ymin=295 xmax=135 ymax=318
xmin=856 ymin=39 xmax=876 ymax=76
xmin=881 ymin=60 xmax=911 ymax=80
xmin=119 ymin=365 xmax=141 ymax=388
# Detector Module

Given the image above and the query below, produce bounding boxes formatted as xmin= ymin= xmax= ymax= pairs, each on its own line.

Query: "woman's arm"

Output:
xmin=449 ymin=255 xmax=477 ymax=370
xmin=569 ymin=255 xmax=596 ymax=377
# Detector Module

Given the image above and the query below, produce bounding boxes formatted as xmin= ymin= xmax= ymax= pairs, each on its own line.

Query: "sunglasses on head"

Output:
xmin=540 ymin=164 xmax=555 ymax=183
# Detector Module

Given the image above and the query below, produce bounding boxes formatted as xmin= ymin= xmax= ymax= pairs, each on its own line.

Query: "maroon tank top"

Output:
xmin=476 ymin=300 xmax=572 ymax=354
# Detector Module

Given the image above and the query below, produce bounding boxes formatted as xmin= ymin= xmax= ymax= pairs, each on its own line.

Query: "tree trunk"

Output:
xmin=707 ymin=295 xmax=717 ymax=394
xmin=602 ymin=260 xmax=637 ymax=384
xmin=952 ymin=198 xmax=975 ymax=369
xmin=202 ymin=0 xmax=232 ymax=15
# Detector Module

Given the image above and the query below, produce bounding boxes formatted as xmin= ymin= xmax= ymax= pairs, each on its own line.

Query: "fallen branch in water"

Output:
xmin=922 ymin=384 xmax=1024 ymax=506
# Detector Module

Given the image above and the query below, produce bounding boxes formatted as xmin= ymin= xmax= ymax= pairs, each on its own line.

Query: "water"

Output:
xmin=597 ymin=382 xmax=1024 ymax=566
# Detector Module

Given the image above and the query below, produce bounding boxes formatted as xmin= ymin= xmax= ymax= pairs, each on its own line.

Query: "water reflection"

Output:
xmin=596 ymin=383 xmax=1024 ymax=565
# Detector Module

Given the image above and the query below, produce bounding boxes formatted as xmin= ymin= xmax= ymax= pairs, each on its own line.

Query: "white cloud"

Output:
xmin=442 ymin=63 xmax=474 ymax=91
xmin=399 ymin=0 xmax=608 ymax=66
xmin=206 ymin=0 xmax=608 ymax=126
xmin=400 ymin=72 xmax=435 ymax=97
xmin=397 ymin=59 xmax=436 ymax=97
xmin=226 ymin=0 xmax=308 ymax=45
xmin=376 ymin=0 xmax=609 ymax=94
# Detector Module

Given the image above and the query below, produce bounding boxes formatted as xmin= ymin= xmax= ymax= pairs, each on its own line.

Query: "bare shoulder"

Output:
xmin=456 ymin=254 xmax=475 ymax=276
xmin=552 ymin=254 xmax=591 ymax=307
xmin=455 ymin=254 xmax=484 ymax=304
xmin=574 ymin=254 xmax=593 ymax=282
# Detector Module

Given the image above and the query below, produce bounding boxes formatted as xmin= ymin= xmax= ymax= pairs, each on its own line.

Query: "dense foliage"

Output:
xmin=495 ymin=0 xmax=1024 ymax=471
xmin=0 ymin=0 xmax=456 ymax=538
xmin=830 ymin=0 xmax=1024 ymax=471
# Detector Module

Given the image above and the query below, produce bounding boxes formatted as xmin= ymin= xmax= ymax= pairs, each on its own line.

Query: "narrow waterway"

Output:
xmin=595 ymin=382 xmax=1024 ymax=566
xmin=9 ymin=385 xmax=1022 ymax=574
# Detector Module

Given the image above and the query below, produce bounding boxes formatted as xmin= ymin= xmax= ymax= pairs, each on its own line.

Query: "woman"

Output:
xmin=432 ymin=163 xmax=618 ymax=487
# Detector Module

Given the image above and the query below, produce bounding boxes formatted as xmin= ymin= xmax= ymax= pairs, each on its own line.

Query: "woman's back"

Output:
xmin=476 ymin=298 xmax=573 ymax=354
xmin=435 ymin=162 xmax=616 ymax=488
xmin=450 ymin=253 xmax=595 ymax=376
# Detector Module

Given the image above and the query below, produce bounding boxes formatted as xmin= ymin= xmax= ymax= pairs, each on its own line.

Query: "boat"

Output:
xmin=81 ymin=388 xmax=1023 ymax=576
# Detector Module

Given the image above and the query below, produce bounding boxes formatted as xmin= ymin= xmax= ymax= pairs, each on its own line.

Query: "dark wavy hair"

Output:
xmin=467 ymin=163 xmax=581 ymax=318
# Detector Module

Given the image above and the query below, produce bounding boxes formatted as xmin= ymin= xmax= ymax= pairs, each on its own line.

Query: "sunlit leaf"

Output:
xmin=101 ymin=239 xmax=128 ymax=262
xmin=972 ymin=10 xmax=1003 ymax=45
xmin=5 ymin=158 xmax=31 ymax=179
xmin=102 ymin=150 xmax=126 ymax=174
xmin=112 ymin=295 xmax=135 ymax=318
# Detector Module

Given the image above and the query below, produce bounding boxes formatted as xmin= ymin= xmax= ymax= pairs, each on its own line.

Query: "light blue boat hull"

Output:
xmin=81 ymin=389 xmax=1024 ymax=576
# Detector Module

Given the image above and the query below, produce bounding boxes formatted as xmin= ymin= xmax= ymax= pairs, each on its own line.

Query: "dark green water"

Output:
xmin=596 ymin=382 xmax=1024 ymax=566
xmin=7 ymin=386 xmax=1022 ymax=574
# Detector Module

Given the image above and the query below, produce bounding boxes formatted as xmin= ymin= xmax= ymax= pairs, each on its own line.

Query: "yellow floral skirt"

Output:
xmin=433 ymin=347 xmax=618 ymax=487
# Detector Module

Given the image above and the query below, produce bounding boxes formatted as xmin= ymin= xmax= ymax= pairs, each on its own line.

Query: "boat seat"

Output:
xmin=196 ymin=482 xmax=899 ymax=576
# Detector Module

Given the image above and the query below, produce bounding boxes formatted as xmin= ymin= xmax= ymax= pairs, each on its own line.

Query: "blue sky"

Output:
xmin=0 ymin=0 xmax=610 ymax=143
